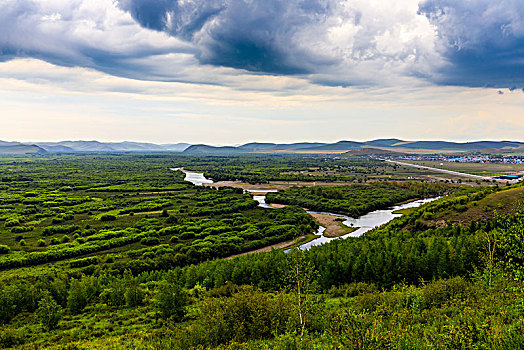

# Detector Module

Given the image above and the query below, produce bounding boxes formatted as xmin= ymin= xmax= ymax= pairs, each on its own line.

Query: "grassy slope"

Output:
xmin=427 ymin=186 xmax=524 ymax=226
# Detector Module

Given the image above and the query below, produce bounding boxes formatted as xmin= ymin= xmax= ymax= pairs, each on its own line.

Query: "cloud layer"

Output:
xmin=419 ymin=0 xmax=524 ymax=88
xmin=1 ymin=0 xmax=524 ymax=89
xmin=119 ymin=0 xmax=441 ymax=86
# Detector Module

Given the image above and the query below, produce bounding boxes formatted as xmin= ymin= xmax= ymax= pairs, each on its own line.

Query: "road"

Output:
xmin=384 ymin=159 xmax=505 ymax=182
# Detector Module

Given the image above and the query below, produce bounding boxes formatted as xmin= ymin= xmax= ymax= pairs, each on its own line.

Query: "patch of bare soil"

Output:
xmin=308 ymin=212 xmax=358 ymax=237
xmin=225 ymin=236 xmax=306 ymax=259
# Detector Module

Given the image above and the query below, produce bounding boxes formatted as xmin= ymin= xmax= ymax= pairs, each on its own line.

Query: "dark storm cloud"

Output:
xmin=119 ymin=0 xmax=225 ymax=39
xmin=118 ymin=0 xmax=334 ymax=74
xmin=419 ymin=0 xmax=524 ymax=89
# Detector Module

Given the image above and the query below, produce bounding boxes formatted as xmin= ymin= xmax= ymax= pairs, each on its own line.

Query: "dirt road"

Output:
xmin=384 ymin=160 xmax=503 ymax=182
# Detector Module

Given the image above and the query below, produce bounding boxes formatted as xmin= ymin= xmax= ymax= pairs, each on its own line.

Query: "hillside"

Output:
xmin=35 ymin=141 xmax=189 ymax=152
xmin=341 ymin=147 xmax=405 ymax=157
xmin=420 ymin=185 xmax=524 ymax=226
xmin=160 ymin=143 xmax=191 ymax=152
xmin=183 ymin=144 xmax=248 ymax=154
xmin=365 ymin=138 xmax=405 ymax=147
xmin=172 ymin=139 xmax=524 ymax=154
xmin=370 ymin=183 xmax=524 ymax=237
xmin=386 ymin=140 xmax=524 ymax=151
xmin=301 ymin=140 xmax=364 ymax=151
xmin=0 ymin=144 xmax=47 ymax=154
xmin=238 ymin=142 xmax=327 ymax=151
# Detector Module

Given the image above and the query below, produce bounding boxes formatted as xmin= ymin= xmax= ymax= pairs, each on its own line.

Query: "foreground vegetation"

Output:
xmin=0 ymin=154 xmax=523 ymax=349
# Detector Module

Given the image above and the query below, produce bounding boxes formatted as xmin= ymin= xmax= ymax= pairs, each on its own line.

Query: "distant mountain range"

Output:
xmin=183 ymin=139 xmax=524 ymax=154
xmin=1 ymin=139 xmax=523 ymax=155
xmin=0 ymin=141 xmax=191 ymax=154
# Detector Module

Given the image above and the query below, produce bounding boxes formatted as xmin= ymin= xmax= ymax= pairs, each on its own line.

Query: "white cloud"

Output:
xmin=1 ymin=57 xmax=523 ymax=144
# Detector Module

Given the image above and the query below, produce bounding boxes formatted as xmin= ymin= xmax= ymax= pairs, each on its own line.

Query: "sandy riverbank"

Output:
xmin=308 ymin=212 xmax=358 ymax=237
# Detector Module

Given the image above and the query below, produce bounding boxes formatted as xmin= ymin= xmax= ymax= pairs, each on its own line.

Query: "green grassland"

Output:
xmin=170 ymin=155 xmax=469 ymax=184
xmin=0 ymin=154 xmax=523 ymax=349
xmin=0 ymin=155 xmax=318 ymax=273
xmin=407 ymin=160 xmax=524 ymax=176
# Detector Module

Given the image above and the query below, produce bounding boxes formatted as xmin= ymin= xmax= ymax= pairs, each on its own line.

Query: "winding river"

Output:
xmin=293 ymin=197 xmax=438 ymax=250
xmin=172 ymin=168 xmax=440 ymax=250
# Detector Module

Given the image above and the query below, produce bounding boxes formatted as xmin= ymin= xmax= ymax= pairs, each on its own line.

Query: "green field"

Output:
xmin=408 ymin=160 xmax=524 ymax=176
xmin=0 ymin=155 xmax=320 ymax=272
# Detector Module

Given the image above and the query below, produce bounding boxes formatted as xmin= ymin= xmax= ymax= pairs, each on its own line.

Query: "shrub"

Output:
xmin=42 ymin=225 xmax=81 ymax=236
xmin=190 ymin=286 xmax=290 ymax=346
xmin=19 ymin=239 xmax=26 ymax=246
xmin=37 ymin=239 xmax=46 ymax=247
xmin=421 ymin=277 xmax=474 ymax=309
xmin=0 ymin=328 xmax=25 ymax=348
xmin=11 ymin=226 xmax=33 ymax=233
xmin=5 ymin=218 xmax=20 ymax=227
xmin=100 ymin=214 xmax=116 ymax=222
xmin=70 ymin=257 xmax=99 ymax=268
xmin=0 ymin=245 xmax=10 ymax=254
xmin=328 ymin=282 xmax=378 ymax=298
xmin=61 ymin=235 xmax=70 ymax=243
xmin=166 ymin=215 xmax=178 ymax=224
xmin=140 ymin=237 xmax=160 ymax=246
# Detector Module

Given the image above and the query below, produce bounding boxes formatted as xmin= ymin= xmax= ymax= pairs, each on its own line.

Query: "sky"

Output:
xmin=1 ymin=0 xmax=524 ymax=145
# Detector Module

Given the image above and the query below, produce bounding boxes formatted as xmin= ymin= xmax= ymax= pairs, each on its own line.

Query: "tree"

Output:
xmin=67 ymin=278 xmax=87 ymax=314
xmin=100 ymin=278 xmax=126 ymax=307
xmin=36 ymin=290 xmax=62 ymax=330
xmin=480 ymin=229 xmax=499 ymax=288
xmin=155 ymin=280 xmax=187 ymax=321
xmin=124 ymin=270 xmax=144 ymax=307
xmin=496 ymin=207 xmax=524 ymax=282
xmin=286 ymin=249 xmax=318 ymax=339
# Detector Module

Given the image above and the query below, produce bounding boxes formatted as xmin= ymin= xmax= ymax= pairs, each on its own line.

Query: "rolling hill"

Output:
xmin=341 ymin=147 xmax=406 ymax=157
xmin=183 ymin=144 xmax=249 ymax=154
xmin=1 ymin=139 xmax=524 ymax=154
xmin=185 ymin=139 xmax=524 ymax=154
xmin=0 ymin=144 xmax=47 ymax=154
xmin=0 ymin=141 xmax=191 ymax=153
xmin=238 ymin=142 xmax=327 ymax=151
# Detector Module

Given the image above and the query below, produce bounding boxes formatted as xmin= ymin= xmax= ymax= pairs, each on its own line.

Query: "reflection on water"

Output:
xmin=253 ymin=195 xmax=273 ymax=209
xmin=171 ymin=168 xmax=214 ymax=186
